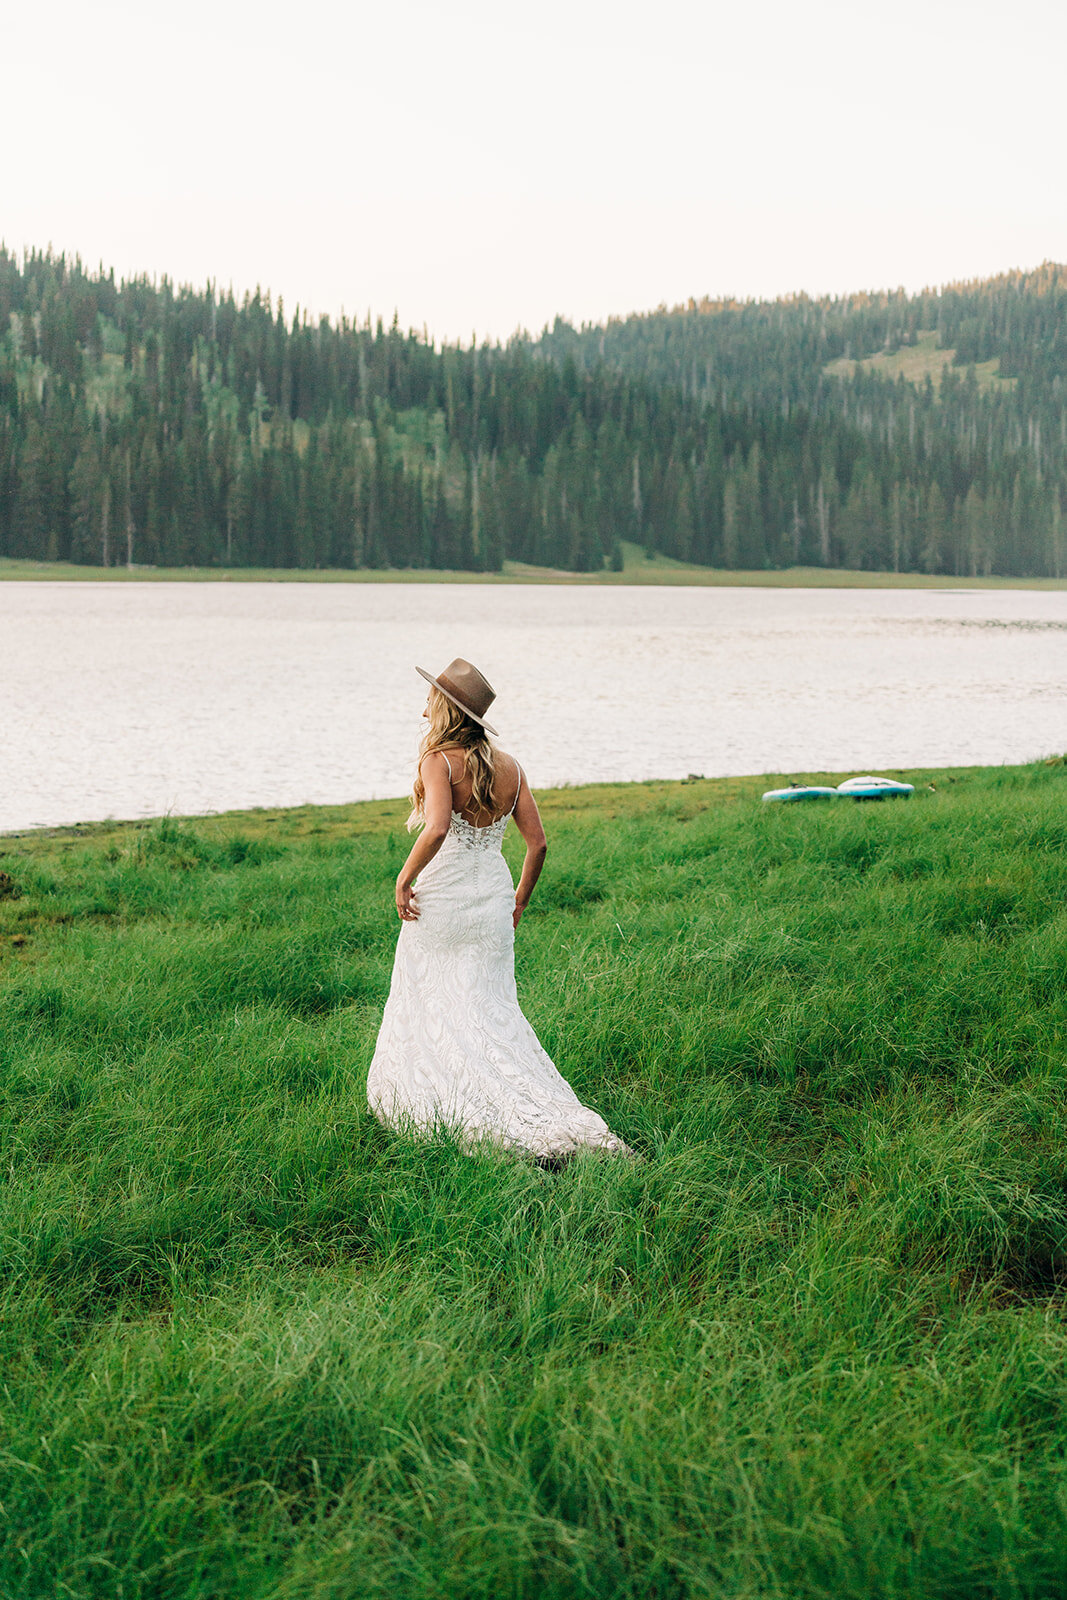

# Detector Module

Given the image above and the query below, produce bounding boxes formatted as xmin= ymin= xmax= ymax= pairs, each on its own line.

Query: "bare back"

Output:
xmin=440 ymin=747 xmax=522 ymax=825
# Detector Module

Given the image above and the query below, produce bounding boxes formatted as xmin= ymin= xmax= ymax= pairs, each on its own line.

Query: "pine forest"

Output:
xmin=1 ymin=249 xmax=1065 ymax=577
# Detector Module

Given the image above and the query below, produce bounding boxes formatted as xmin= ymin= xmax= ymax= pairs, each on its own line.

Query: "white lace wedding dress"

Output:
xmin=367 ymin=768 xmax=630 ymax=1161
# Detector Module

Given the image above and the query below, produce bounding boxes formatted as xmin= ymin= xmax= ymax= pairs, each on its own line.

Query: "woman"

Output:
xmin=367 ymin=657 xmax=630 ymax=1163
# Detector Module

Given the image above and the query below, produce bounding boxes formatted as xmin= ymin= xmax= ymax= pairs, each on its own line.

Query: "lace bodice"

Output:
xmin=448 ymin=810 xmax=509 ymax=850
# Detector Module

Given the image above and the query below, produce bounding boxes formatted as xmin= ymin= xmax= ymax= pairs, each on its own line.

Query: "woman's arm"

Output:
xmin=396 ymin=751 xmax=453 ymax=921
xmin=511 ymin=766 xmax=547 ymax=929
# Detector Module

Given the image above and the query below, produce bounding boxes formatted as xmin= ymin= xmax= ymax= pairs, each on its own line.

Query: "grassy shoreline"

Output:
xmin=2 ymin=762 xmax=1067 ymax=1596
xmin=3 ymin=549 xmax=1067 ymax=590
xmin=0 ymin=764 xmax=993 ymax=851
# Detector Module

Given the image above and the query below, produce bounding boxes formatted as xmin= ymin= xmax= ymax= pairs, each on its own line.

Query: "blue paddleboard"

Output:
xmin=762 ymin=785 xmax=840 ymax=802
xmin=836 ymin=776 xmax=914 ymax=800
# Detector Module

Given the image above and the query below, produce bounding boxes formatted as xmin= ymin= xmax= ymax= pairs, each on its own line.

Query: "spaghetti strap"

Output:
xmin=508 ymin=758 xmax=524 ymax=815
xmin=420 ymin=750 xmax=454 ymax=781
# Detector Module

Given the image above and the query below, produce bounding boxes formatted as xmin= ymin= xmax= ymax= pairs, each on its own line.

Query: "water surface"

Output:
xmin=2 ymin=582 xmax=1064 ymax=831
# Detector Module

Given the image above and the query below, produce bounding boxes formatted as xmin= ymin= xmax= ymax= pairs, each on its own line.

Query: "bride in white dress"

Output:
xmin=367 ymin=657 xmax=631 ymax=1163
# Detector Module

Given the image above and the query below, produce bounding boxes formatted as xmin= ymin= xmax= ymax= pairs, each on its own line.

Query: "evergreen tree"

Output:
xmin=921 ymin=482 xmax=949 ymax=574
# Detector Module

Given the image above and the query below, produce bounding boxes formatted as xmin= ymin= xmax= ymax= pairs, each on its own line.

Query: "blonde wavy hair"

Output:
xmin=408 ymin=686 xmax=499 ymax=831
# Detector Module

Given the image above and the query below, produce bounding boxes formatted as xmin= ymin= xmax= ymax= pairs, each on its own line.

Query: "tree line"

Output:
xmin=532 ymin=263 xmax=1067 ymax=576
xmin=0 ymin=248 xmax=1063 ymax=576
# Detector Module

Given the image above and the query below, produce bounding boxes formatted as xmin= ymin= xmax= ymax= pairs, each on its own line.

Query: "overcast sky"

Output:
xmin=3 ymin=0 xmax=1064 ymax=343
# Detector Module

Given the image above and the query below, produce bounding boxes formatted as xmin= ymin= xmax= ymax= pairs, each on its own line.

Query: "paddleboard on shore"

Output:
xmin=836 ymin=776 xmax=914 ymax=800
xmin=762 ymin=785 xmax=840 ymax=802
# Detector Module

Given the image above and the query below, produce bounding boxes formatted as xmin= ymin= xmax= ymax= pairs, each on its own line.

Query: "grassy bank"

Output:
xmin=3 ymin=545 xmax=1066 ymax=589
xmin=2 ymin=761 xmax=1067 ymax=1597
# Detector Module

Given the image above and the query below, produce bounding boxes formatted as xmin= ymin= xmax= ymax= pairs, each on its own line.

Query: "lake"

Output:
xmin=2 ymin=581 xmax=1065 ymax=832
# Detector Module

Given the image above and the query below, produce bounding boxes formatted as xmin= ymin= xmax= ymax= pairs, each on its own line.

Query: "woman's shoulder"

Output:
xmin=419 ymin=746 xmax=462 ymax=775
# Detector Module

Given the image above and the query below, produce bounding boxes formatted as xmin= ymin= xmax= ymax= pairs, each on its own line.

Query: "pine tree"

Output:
xmin=722 ymin=474 xmax=739 ymax=568
xmin=123 ymin=448 xmax=135 ymax=567
xmin=68 ymin=437 xmax=101 ymax=564
xmin=838 ymin=465 xmax=884 ymax=570
xmin=15 ymin=417 xmax=51 ymax=559
xmin=920 ymin=482 xmax=948 ymax=574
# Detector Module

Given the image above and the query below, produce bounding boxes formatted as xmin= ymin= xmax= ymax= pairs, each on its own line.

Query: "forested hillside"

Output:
xmin=534 ymin=264 xmax=1067 ymax=576
xmin=1 ymin=249 xmax=1064 ymax=576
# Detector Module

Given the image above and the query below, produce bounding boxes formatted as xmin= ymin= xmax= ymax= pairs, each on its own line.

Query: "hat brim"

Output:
xmin=416 ymin=666 xmax=498 ymax=735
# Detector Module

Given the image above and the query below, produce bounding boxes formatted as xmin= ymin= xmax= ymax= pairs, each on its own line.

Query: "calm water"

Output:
xmin=2 ymin=581 xmax=1065 ymax=832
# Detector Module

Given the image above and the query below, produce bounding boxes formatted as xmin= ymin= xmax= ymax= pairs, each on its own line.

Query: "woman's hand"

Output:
xmin=397 ymin=879 xmax=419 ymax=921
xmin=513 ymin=899 xmax=525 ymax=930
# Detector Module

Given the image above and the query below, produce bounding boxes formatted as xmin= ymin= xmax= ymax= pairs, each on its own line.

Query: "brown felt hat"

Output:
xmin=416 ymin=658 xmax=499 ymax=735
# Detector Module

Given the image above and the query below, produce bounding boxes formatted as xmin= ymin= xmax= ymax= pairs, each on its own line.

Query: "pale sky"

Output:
xmin=3 ymin=0 xmax=1064 ymax=343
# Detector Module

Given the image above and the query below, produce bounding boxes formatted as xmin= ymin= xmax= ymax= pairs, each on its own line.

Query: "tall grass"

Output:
xmin=1 ymin=762 xmax=1066 ymax=1598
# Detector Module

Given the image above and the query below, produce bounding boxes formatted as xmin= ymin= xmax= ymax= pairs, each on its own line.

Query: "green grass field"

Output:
xmin=2 ymin=760 xmax=1067 ymax=1597
xmin=2 ymin=544 xmax=1065 ymax=590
